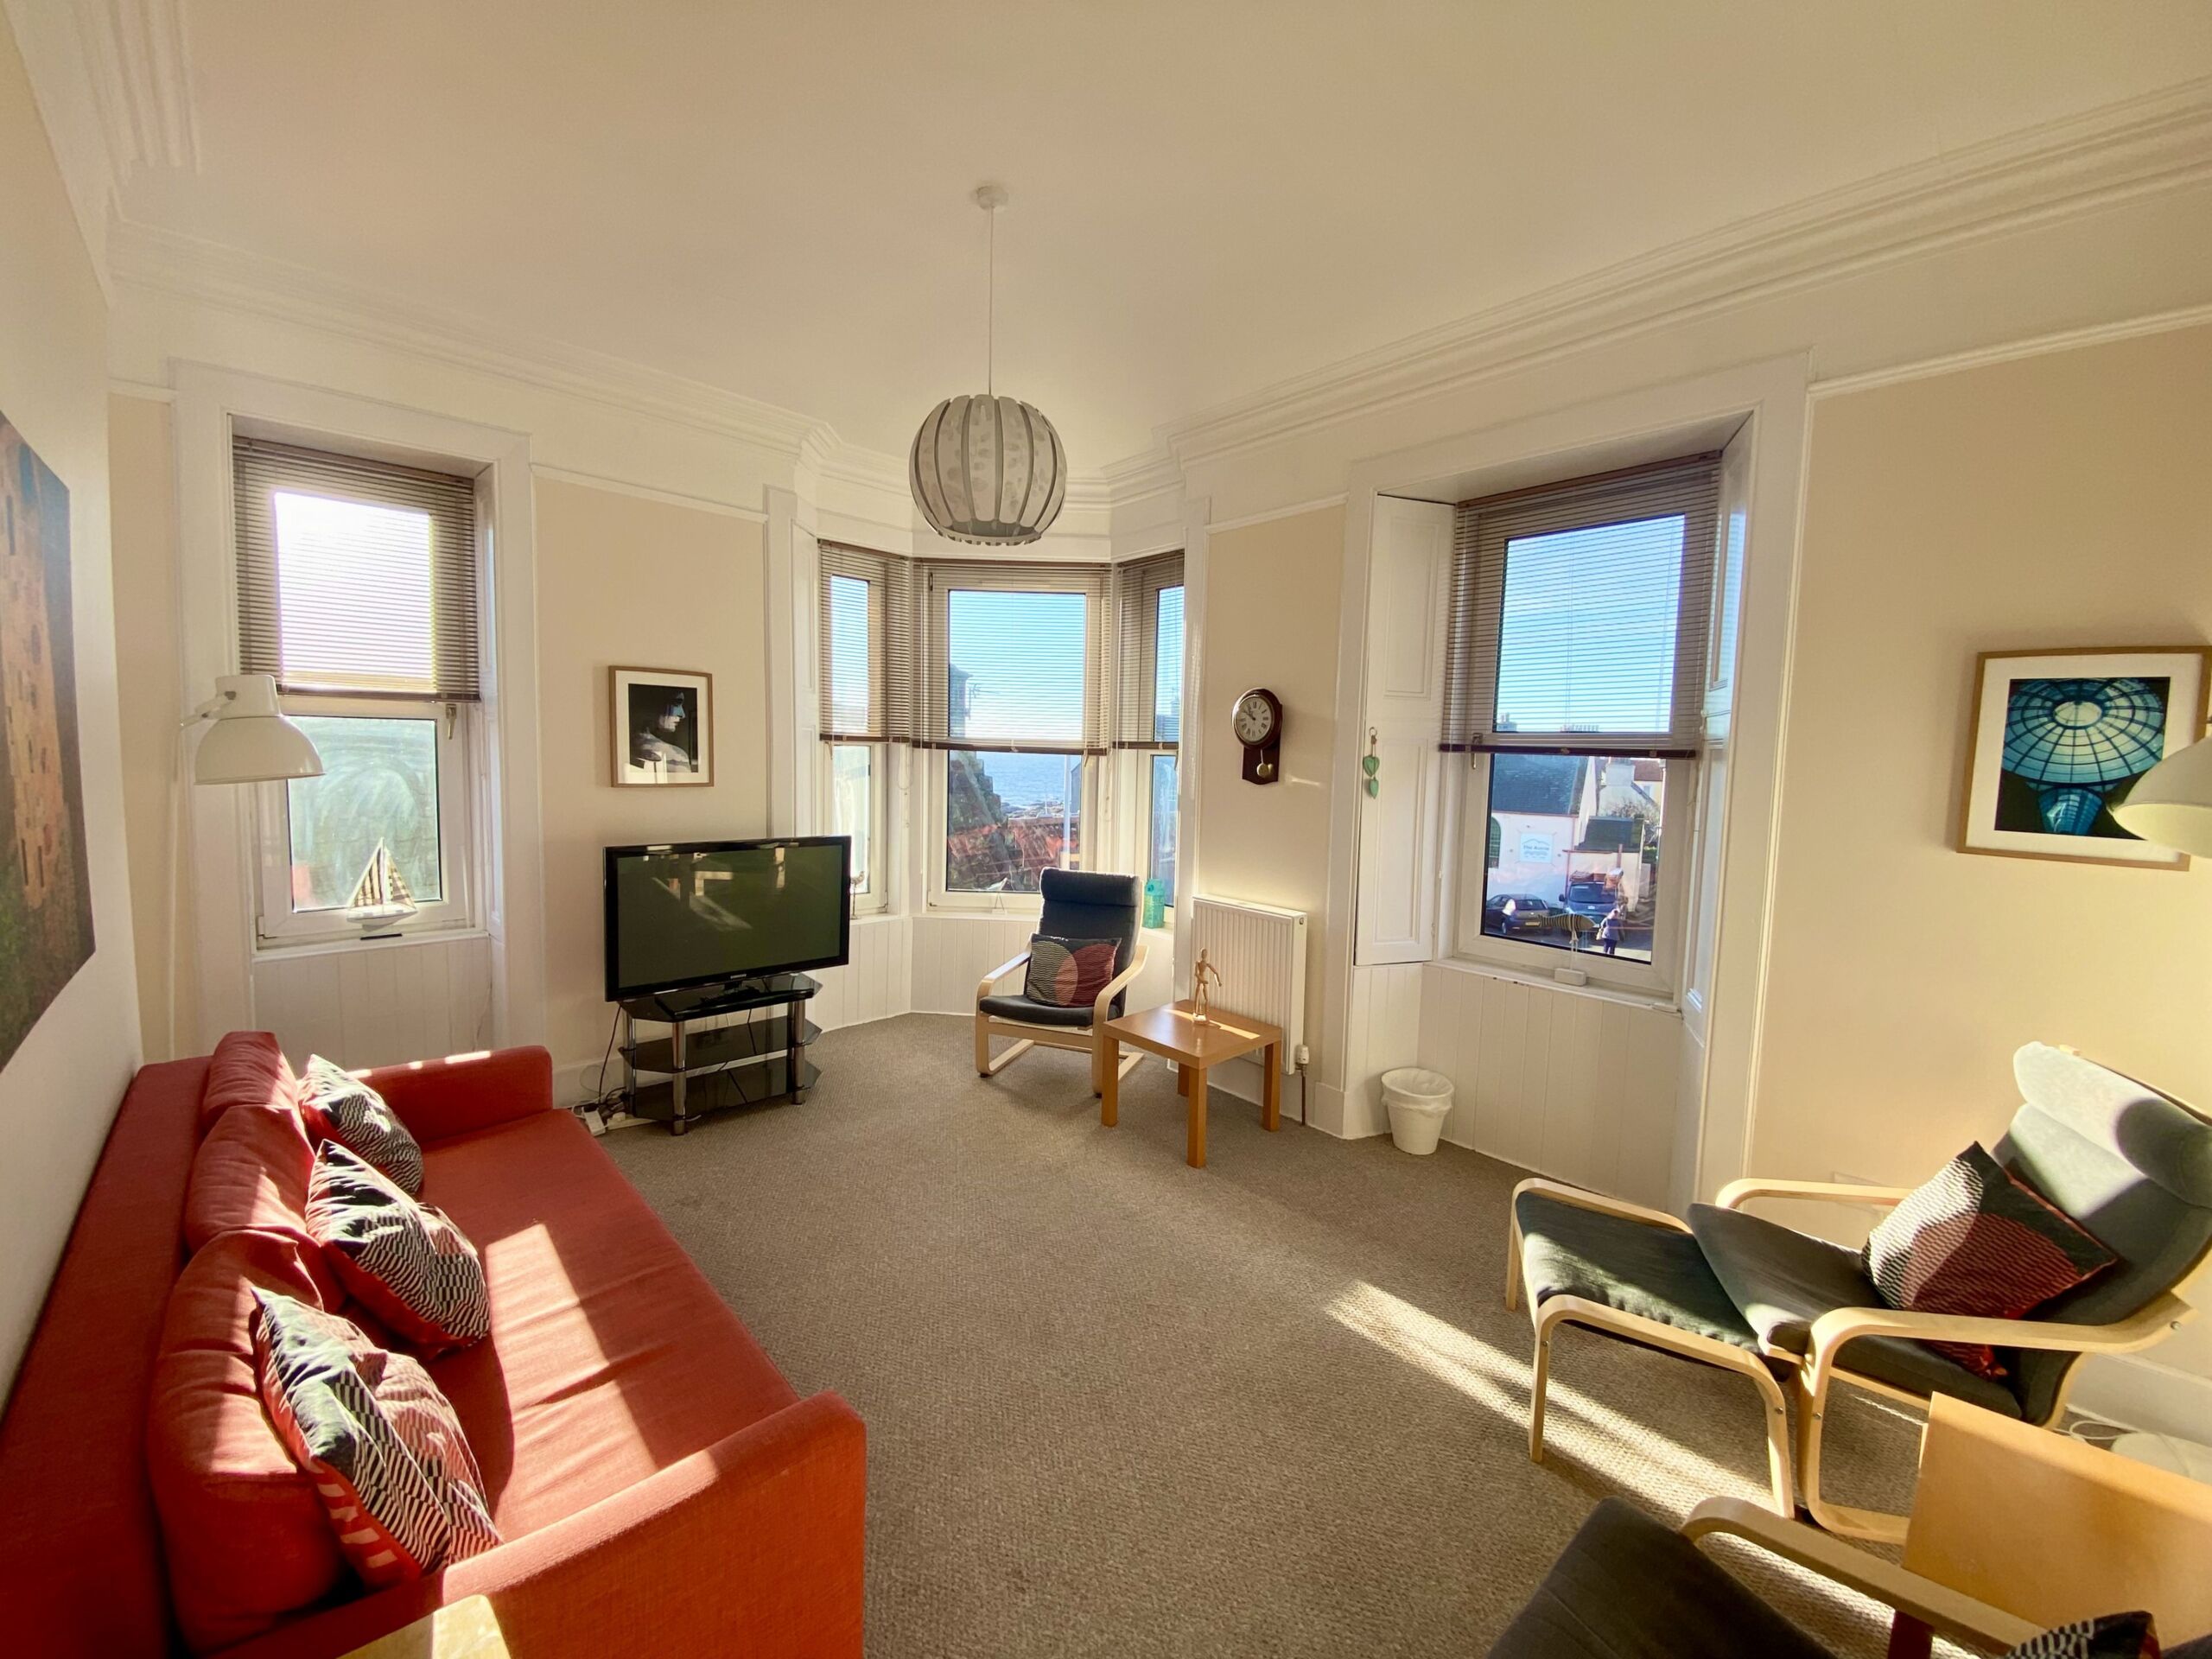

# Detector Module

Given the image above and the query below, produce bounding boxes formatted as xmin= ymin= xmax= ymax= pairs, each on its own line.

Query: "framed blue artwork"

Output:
xmin=1960 ymin=646 xmax=2210 ymax=868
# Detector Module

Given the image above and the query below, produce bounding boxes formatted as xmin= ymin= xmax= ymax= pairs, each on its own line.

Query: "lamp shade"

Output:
xmin=194 ymin=674 xmax=325 ymax=785
xmin=2112 ymin=734 xmax=2212 ymax=855
xmin=910 ymin=393 xmax=1066 ymax=546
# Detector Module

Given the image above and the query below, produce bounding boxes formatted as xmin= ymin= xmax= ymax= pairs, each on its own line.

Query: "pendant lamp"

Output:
xmin=910 ymin=184 xmax=1066 ymax=545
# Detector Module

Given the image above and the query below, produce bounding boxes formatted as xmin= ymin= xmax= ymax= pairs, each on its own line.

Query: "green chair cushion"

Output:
xmin=1513 ymin=1192 xmax=1758 ymax=1354
xmin=1484 ymin=1497 xmax=1837 ymax=1659
xmin=1688 ymin=1203 xmax=2023 ymax=1417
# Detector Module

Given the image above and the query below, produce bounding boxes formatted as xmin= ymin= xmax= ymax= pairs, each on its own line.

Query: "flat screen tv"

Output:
xmin=604 ymin=836 xmax=851 ymax=1002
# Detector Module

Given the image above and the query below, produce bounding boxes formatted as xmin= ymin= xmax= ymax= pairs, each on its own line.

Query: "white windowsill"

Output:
xmin=254 ymin=926 xmax=490 ymax=963
xmin=1431 ymin=953 xmax=1680 ymax=1015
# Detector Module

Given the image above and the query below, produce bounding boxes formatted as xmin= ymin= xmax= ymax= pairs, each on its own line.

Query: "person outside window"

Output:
xmin=1598 ymin=904 xmax=1622 ymax=956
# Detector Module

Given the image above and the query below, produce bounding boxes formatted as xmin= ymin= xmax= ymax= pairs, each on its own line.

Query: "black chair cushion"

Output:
xmin=1484 ymin=1497 xmax=1837 ymax=1659
xmin=1514 ymin=1192 xmax=1758 ymax=1354
xmin=1996 ymin=1043 xmax=2212 ymax=1424
xmin=1688 ymin=1203 xmax=2023 ymax=1416
xmin=978 ymin=993 xmax=1095 ymax=1030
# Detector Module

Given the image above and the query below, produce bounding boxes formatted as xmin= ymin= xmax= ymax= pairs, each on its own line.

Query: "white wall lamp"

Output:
xmin=188 ymin=673 xmax=324 ymax=784
xmin=2113 ymin=734 xmax=2212 ymax=857
xmin=164 ymin=675 xmax=324 ymax=1058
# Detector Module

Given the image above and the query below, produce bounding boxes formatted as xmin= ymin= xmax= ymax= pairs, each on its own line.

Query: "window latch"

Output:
xmin=443 ymin=702 xmax=457 ymax=739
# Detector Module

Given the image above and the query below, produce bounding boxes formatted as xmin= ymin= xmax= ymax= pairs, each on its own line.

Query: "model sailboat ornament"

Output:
xmin=346 ymin=842 xmax=417 ymax=933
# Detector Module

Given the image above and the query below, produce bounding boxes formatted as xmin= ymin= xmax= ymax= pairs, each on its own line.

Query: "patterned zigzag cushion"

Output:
xmin=299 ymin=1055 xmax=425 ymax=1197
xmin=2002 ymin=1611 xmax=2160 ymax=1657
xmin=1860 ymin=1141 xmax=2115 ymax=1378
xmin=306 ymin=1141 xmax=490 ymax=1351
xmin=251 ymin=1289 xmax=499 ymax=1588
xmin=1023 ymin=935 xmax=1123 ymax=1008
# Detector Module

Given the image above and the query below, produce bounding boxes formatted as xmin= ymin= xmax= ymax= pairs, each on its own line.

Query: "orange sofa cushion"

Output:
xmin=183 ymin=1098 xmax=340 ymax=1300
xmin=198 ymin=1030 xmax=297 ymax=1140
xmin=421 ymin=1111 xmax=801 ymax=1537
xmin=147 ymin=1230 xmax=350 ymax=1655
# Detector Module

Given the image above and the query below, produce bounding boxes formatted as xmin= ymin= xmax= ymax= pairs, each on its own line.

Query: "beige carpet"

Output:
xmin=603 ymin=1013 xmax=1932 ymax=1658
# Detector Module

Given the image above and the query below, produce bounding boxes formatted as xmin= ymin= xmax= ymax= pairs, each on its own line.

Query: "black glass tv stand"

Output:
xmin=616 ymin=972 xmax=821 ymax=1135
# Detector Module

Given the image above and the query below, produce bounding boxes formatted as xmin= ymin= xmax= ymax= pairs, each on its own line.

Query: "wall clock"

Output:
xmin=1232 ymin=687 xmax=1282 ymax=785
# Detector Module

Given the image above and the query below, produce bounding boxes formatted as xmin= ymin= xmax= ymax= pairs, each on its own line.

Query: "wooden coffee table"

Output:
xmin=1099 ymin=999 xmax=1282 ymax=1167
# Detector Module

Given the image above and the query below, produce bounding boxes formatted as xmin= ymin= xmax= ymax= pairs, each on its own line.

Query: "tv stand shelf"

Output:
xmin=616 ymin=971 xmax=821 ymax=1136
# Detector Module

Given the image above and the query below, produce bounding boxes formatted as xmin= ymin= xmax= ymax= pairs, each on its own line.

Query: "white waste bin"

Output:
xmin=1381 ymin=1067 xmax=1453 ymax=1155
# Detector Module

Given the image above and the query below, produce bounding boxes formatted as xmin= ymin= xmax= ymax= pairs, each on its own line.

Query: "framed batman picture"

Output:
xmin=610 ymin=665 xmax=715 ymax=788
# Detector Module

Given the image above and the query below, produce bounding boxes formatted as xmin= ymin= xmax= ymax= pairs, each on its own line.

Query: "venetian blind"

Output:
xmin=233 ymin=437 xmax=482 ymax=700
xmin=1441 ymin=454 xmax=1720 ymax=758
xmin=918 ymin=557 xmax=1112 ymax=754
xmin=1113 ymin=551 xmax=1185 ymax=750
xmin=817 ymin=541 xmax=915 ymax=744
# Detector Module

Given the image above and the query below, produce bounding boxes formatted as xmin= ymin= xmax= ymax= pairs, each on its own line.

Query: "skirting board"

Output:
xmin=1204 ymin=1054 xmax=1348 ymax=1137
xmin=2067 ymin=1351 xmax=2212 ymax=1441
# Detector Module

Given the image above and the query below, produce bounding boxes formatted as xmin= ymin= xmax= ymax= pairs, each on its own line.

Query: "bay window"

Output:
xmin=812 ymin=542 xmax=1185 ymax=916
xmin=817 ymin=543 xmax=911 ymax=912
xmin=1442 ymin=455 xmax=1719 ymax=995
xmin=923 ymin=564 xmax=1108 ymax=904
xmin=1114 ymin=552 xmax=1184 ymax=920
xmin=232 ymin=438 xmax=484 ymax=945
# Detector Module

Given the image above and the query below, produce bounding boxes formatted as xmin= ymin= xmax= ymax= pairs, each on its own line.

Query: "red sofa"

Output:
xmin=0 ymin=1036 xmax=865 ymax=1657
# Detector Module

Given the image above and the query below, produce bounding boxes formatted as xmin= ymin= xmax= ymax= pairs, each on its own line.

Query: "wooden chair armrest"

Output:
xmin=1715 ymin=1178 xmax=1916 ymax=1211
xmin=1091 ymin=938 xmax=1151 ymax=1023
xmin=1681 ymin=1496 xmax=2038 ymax=1651
xmin=976 ymin=951 xmax=1033 ymax=1003
xmin=1808 ymin=1292 xmax=2196 ymax=1392
xmin=1510 ymin=1176 xmax=1690 ymax=1233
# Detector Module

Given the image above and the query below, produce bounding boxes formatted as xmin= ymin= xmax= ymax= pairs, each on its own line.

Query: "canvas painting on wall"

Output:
xmin=1960 ymin=646 xmax=2210 ymax=868
xmin=0 ymin=409 xmax=95 ymax=1066
xmin=610 ymin=665 xmax=715 ymax=786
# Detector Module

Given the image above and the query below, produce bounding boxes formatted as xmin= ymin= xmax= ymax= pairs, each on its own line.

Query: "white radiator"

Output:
xmin=1188 ymin=896 xmax=1307 ymax=1072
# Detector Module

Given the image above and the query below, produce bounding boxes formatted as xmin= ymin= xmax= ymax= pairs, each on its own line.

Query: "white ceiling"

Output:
xmin=118 ymin=2 xmax=2212 ymax=471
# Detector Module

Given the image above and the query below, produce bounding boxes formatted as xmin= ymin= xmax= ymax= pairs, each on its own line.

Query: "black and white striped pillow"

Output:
xmin=2001 ymin=1611 xmax=2159 ymax=1657
xmin=306 ymin=1141 xmax=488 ymax=1351
xmin=251 ymin=1288 xmax=498 ymax=1587
xmin=299 ymin=1055 xmax=424 ymax=1197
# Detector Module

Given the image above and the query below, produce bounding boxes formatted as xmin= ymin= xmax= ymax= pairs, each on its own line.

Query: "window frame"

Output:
xmin=1143 ymin=748 xmax=1179 ymax=917
xmin=924 ymin=566 xmax=1105 ymax=913
xmin=929 ymin=746 xmax=1096 ymax=912
xmin=1440 ymin=459 xmax=1719 ymax=1001
xmin=1446 ymin=750 xmax=1694 ymax=999
xmin=251 ymin=693 xmax=481 ymax=948
xmin=823 ymin=737 xmax=891 ymax=915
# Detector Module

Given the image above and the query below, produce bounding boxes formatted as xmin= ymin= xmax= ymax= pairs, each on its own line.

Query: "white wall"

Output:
xmin=0 ymin=12 xmax=142 ymax=1393
xmin=1752 ymin=322 xmax=2212 ymax=1433
xmin=1414 ymin=964 xmax=1681 ymax=1209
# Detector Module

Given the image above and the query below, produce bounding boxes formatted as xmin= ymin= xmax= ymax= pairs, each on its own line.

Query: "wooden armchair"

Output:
xmin=974 ymin=869 xmax=1149 ymax=1095
xmin=1505 ymin=1043 xmax=2212 ymax=1541
xmin=1484 ymin=1493 xmax=2040 ymax=1658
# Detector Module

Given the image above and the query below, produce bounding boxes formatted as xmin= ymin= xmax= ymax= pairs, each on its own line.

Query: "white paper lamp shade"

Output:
xmin=194 ymin=674 xmax=325 ymax=785
xmin=910 ymin=393 xmax=1066 ymax=546
xmin=2113 ymin=734 xmax=2212 ymax=856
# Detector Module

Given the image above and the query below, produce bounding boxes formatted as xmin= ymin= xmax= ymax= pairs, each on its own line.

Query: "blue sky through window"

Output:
xmin=1497 ymin=515 xmax=1683 ymax=734
xmin=827 ymin=573 xmax=870 ymax=730
xmin=1154 ymin=585 xmax=1184 ymax=741
xmin=949 ymin=588 xmax=1086 ymax=743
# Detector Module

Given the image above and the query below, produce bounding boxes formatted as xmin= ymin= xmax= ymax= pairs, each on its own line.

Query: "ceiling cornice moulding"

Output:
xmin=1118 ymin=73 xmax=2212 ymax=474
xmin=109 ymin=219 xmax=830 ymax=461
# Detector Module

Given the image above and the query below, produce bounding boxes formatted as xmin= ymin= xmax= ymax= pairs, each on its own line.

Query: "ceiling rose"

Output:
xmin=910 ymin=184 xmax=1066 ymax=546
